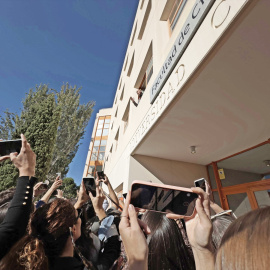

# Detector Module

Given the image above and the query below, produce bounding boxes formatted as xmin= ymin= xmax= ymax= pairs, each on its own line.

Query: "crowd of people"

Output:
xmin=0 ymin=134 xmax=269 ymax=269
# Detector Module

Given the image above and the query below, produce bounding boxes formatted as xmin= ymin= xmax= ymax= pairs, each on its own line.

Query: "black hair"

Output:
xmin=0 ymin=188 xmax=15 ymax=224
xmin=141 ymin=211 xmax=195 ymax=270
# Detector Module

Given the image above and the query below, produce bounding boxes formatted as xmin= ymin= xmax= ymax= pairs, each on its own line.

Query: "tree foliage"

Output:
xmin=62 ymin=177 xmax=78 ymax=199
xmin=0 ymin=83 xmax=94 ymax=191
xmin=47 ymin=83 xmax=94 ymax=181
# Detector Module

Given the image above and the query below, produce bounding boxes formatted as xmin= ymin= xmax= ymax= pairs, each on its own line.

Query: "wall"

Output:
xmin=128 ymin=154 xmax=208 ymax=189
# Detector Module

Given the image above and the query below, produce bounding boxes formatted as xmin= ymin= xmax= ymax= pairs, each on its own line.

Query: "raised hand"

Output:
xmin=10 ymin=134 xmax=36 ymax=177
xmin=119 ymin=191 xmax=150 ymax=270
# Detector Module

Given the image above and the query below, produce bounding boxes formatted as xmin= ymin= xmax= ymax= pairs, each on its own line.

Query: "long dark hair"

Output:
xmin=141 ymin=211 xmax=195 ymax=270
xmin=0 ymin=198 xmax=77 ymax=270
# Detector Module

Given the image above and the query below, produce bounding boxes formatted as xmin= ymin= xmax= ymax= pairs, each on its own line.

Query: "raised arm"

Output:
xmin=102 ymin=175 xmax=119 ymax=209
xmin=185 ymin=188 xmax=215 ymax=270
xmin=40 ymin=176 xmax=62 ymax=204
xmin=119 ymin=191 xmax=150 ymax=270
xmin=0 ymin=134 xmax=37 ymax=259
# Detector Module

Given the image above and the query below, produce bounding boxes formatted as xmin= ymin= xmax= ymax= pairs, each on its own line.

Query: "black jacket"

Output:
xmin=0 ymin=176 xmax=37 ymax=260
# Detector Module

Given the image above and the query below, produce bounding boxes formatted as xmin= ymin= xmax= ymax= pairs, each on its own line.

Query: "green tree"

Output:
xmin=62 ymin=177 xmax=78 ymax=199
xmin=47 ymin=83 xmax=94 ymax=181
xmin=0 ymin=85 xmax=61 ymax=189
xmin=0 ymin=83 xmax=94 ymax=191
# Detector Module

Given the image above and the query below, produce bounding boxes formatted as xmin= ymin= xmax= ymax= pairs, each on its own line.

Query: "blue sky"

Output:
xmin=0 ymin=0 xmax=138 ymax=185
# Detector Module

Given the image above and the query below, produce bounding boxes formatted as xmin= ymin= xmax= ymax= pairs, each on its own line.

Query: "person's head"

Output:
xmin=215 ymin=206 xmax=270 ymax=270
xmin=0 ymin=188 xmax=15 ymax=224
xmin=211 ymin=214 xmax=235 ymax=249
xmin=141 ymin=211 xmax=195 ymax=270
xmin=0 ymin=198 xmax=81 ymax=270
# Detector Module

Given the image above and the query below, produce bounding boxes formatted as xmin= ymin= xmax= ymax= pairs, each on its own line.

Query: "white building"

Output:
xmin=92 ymin=0 xmax=270 ymax=217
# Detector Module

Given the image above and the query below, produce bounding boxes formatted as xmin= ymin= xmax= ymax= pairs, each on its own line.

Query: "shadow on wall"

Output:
xmin=131 ymin=154 xmax=208 ymax=188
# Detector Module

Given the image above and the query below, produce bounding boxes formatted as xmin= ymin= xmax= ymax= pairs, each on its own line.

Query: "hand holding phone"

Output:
xmin=83 ymin=177 xmax=97 ymax=197
xmin=97 ymin=171 xmax=105 ymax=180
xmin=184 ymin=187 xmax=213 ymax=257
xmin=130 ymin=181 xmax=198 ymax=219
xmin=194 ymin=178 xmax=206 ymax=192
xmin=0 ymin=139 xmax=22 ymax=156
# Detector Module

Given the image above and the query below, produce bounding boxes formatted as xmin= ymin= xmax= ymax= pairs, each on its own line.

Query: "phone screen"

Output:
xmin=194 ymin=178 xmax=206 ymax=191
xmin=83 ymin=177 xmax=96 ymax=196
xmin=0 ymin=139 xmax=22 ymax=156
xmin=130 ymin=183 xmax=198 ymax=216
xmin=97 ymin=171 xmax=105 ymax=179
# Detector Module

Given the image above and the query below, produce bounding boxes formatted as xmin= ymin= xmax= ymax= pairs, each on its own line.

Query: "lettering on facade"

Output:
xmin=150 ymin=0 xmax=215 ymax=104
xmin=130 ymin=64 xmax=181 ymax=152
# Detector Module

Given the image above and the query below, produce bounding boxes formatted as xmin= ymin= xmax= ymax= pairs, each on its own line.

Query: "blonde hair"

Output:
xmin=215 ymin=206 xmax=270 ymax=270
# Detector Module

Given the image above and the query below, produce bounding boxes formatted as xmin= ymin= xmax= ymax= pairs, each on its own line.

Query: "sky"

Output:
xmin=0 ymin=0 xmax=138 ymax=185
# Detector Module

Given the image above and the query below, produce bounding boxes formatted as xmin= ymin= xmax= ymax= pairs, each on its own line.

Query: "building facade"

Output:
xmin=94 ymin=0 xmax=270 ymax=217
xmin=83 ymin=108 xmax=112 ymax=178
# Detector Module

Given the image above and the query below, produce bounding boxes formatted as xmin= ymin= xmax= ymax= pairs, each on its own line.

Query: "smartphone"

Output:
xmin=83 ymin=177 xmax=96 ymax=197
xmin=130 ymin=181 xmax=198 ymax=218
xmin=97 ymin=171 xmax=105 ymax=180
xmin=194 ymin=178 xmax=206 ymax=191
xmin=56 ymin=172 xmax=61 ymax=178
xmin=0 ymin=139 xmax=22 ymax=156
xmin=39 ymin=183 xmax=48 ymax=189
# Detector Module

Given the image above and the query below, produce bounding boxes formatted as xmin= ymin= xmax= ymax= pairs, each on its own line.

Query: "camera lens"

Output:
xmin=187 ymin=193 xmax=191 ymax=197
xmin=183 ymin=202 xmax=189 ymax=207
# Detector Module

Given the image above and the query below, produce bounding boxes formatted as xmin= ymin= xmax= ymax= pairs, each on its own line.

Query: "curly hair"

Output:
xmin=0 ymin=198 xmax=77 ymax=270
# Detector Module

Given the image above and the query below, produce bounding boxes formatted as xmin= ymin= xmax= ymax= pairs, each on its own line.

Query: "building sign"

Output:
xmin=150 ymin=0 xmax=215 ymax=104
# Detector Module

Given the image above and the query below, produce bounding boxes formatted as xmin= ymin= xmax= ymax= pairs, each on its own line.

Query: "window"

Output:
xmin=140 ymin=0 xmax=145 ymax=9
xmin=127 ymin=53 xmax=134 ymax=77
xmin=105 ymin=119 xmax=110 ymax=124
xmin=168 ymin=0 xmax=187 ymax=31
xmin=101 ymin=140 xmax=107 ymax=146
xmin=134 ymin=42 xmax=153 ymax=95
xmin=93 ymin=146 xmax=99 ymax=152
xmin=91 ymin=152 xmax=97 ymax=161
xmin=124 ymin=56 xmax=128 ymax=71
xmin=104 ymin=123 xmax=110 ymax=129
xmin=99 ymin=146 xmax=106 ymax=152
xmin=130 ymin=23 xmax=137 ymax=46
xmin=139 ymin=57 xmax=153 ymax=91
xmin=119 ymin=78 xmax=122 ymax=90
xmin=94 ymin=140 xmax=100 ymax=146
xmin=96 ymin=129 xmax=102 ymax=136
xmin=122 ymin=102 xmax=130 ymax=133
xmin=96 ymin=165 xmax=103 ymax=172
xmin=115 ymin=129 xmax=119 ymax=151
xmin=102 ymin=129 xmax=109 ymax=136
xmin=120 ymin=85 xmax=125 ymax=101
xmin=138 ymin=0 xmax=152 ymax=40
xmin=98 ymin=119 xmax=104 ymax=125
xmin=115 ymin=107 xmax=118 ymax=118
xmin=88 ymin=166 xmax=95 ymax=175
xmin=98 ymin=152 xmax=105 ymax=161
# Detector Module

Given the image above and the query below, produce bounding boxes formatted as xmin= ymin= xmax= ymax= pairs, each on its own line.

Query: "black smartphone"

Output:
xmin=194 ymin=178 xmax=206 ymax=192
xmin=97 ymin=171 xmax=105 ymax=180
xmin=83 ymin=177 xmax=96 ymax=197
xmin=130 ymin=181 xmax=198 ymax=217
xmin=0 ymin=139 xmax=22 ymax=156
